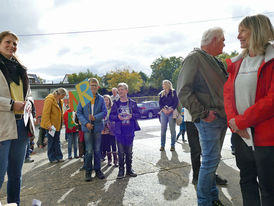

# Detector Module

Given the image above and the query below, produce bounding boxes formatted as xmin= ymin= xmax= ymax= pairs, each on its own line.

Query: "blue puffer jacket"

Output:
xmin=76 ymin=93 xmax=107 ymax=133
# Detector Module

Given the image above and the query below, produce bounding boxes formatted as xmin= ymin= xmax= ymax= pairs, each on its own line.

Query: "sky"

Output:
xmin=1 ymin=0 xmax=273 ymax=82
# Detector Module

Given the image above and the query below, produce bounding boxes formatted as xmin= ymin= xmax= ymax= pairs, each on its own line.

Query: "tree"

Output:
xmin=218 ymin=51 xmax=239 ymax=66
xmin=106 ymin=69 xmax=143 ymax=94
xmin=150 ymin=56 xmax=183 ymax=90
xmin=67 ymin=69 xmax=101 ymax=84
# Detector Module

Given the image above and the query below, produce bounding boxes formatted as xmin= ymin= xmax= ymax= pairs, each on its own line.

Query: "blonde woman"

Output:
xmin=0 ymin=31 xmax=33 ymax=205
xmin=41 ymin=88 xmax=67 ymax=163
xmin=159 ymin=80 xmax=178 ymax=151
xmin=224 ymin=14 xmax=274 ymax=206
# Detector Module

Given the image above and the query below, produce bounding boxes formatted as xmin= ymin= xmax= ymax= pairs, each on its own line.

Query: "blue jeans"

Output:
xmin=67 ymin=132 xmax=78 ymax=158
xmin=160 ymin=111 xmax=176 ymax=147
xmin=84 ymin=131 xmax=102 ymax=172
xmin=0 ymin=119 xmax=28 ymax=205
xmin=195 ymin=117 xmax=227 ymax=206
xmin=47 ymin=131 xmax=63 ymax=162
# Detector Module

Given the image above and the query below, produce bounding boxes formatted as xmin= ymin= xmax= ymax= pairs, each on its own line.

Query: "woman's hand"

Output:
xmin=237 ymin=129 xmax=250 ymax=139
xmin=229 ymin=118 xmax=239 ymax=132
xmin=13 ymin=101 xmax=25 ymax=112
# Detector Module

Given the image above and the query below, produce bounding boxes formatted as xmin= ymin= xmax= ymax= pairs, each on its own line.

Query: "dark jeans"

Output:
xmin=233 ymin=133 xmax=274 ymax=206
xmin=117 ymin=142 xmax=133 ymax=170
xmin=117 ymin=143 xmax=133 ymax=157
xmin=186 ymin=122 xmax=201 ymax=180
xmin=47 ymin=131 xmax=63 ymax=162
xmin=102 ymin=134 xmax=117 ymax=153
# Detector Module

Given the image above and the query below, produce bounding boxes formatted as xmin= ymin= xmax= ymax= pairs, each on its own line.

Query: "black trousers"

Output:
xmin=232 ymin=133 xmax=274 ymax=206
xmin=186 ymin=122 xmax=201 ymax=180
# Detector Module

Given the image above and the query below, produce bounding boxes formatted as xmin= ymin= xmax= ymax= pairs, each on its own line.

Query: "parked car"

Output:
xmin=137 ymin=101 xmax=160 ymax=119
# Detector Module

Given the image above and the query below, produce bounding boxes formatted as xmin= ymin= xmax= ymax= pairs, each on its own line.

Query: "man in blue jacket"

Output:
xmin=77 ymin=78 xmax=107 ymax=181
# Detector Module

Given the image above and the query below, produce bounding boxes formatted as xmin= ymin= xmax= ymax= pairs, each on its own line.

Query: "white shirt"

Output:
xmin=235 ymin=55 xmax=264 ymax=114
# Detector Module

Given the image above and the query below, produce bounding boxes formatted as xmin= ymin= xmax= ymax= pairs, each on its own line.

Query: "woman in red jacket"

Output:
xmin=224 ymin=14 xmax=274 ymax=206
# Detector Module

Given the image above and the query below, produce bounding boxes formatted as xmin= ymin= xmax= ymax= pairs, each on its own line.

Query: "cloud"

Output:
xmin=57 ymin=48 xmax=71 ymax=56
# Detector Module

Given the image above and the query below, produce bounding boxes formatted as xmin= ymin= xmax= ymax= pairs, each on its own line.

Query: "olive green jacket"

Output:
xmin=177 ymin=48 xmax=227 ymax=122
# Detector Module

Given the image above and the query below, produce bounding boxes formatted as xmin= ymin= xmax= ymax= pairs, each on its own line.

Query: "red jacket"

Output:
xmin=224 ymin=44 xmax=274 ymax=146
xmin=64 ymin=109 xmax=77 ymax=133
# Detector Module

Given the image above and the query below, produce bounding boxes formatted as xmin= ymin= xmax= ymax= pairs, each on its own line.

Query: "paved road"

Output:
xmin=0 ymin=118 xmax=242 ymax=206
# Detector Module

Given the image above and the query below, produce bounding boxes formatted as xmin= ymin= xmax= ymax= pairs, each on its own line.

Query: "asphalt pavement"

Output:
xmin=0 ymin=118 xmax=243 ymax=206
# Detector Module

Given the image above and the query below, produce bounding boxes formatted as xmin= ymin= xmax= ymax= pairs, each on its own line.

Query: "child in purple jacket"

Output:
xmin=109 ymin=83 xmax=141 ymax=179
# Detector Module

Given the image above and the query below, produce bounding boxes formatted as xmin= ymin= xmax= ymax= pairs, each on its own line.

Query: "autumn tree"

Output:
xmin=106 ymin=69 xmax=143 ymax=94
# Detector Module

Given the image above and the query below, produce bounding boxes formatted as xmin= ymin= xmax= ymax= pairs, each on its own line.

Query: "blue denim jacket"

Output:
xmin=76 ymin=93 xmax=107 ymax=133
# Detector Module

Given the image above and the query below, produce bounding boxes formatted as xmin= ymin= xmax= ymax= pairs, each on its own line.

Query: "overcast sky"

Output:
xmin=1 ymin=0 xmax=273 ymax=82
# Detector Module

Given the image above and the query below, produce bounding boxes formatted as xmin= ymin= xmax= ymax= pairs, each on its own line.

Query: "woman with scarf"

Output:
xmin=0 ymin=31 xmax=33 ymax=205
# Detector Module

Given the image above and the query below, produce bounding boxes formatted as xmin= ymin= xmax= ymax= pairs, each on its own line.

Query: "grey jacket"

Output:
xmin=177 ymin=48 xmax=227 ymax=122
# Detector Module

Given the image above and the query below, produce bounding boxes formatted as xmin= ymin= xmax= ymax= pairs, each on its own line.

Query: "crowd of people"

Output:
xmin=0 ymin=13 xmax=273 ymax=206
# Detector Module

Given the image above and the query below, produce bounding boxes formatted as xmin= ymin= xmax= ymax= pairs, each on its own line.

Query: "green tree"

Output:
xmin=67 ymin=69 xmax=101 ymax=84
xmin=150 ymin=56 xmax=183 ymax=89
xmin=218 ymin=51 xmax=239 ymax=66
xmin=106 ymin=69 xmax=143 ymax=94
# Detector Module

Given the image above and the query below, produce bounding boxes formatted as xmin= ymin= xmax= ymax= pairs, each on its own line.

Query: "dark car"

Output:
xmin=137 ymin=101 xmax=160 ymax=119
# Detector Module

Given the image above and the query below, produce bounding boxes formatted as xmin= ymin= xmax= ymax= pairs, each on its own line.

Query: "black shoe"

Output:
xmin=216 ymin=174 xmax=227 ymax=185
xmin=85 ymin=171 xmax=92 ymax=182
xmin=117 ymin=169 xmax=124 ymax=179
xmin=192 ymin=178 xmax=198 ymax=185
xmin=96 ymin=170 xmax=105 ymax=179
xmin=126 ymin=169 xmax=137 ymax=177
xmin=79 ymin=166 xmax=85 ymax=171
xmin=24 ymin=158 xmax=34 ymax=163
xmin=212 ymin=200 xmax=224 ymax=206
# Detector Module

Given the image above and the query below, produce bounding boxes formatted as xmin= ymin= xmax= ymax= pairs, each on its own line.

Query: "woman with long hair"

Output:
xmin=0 ymin=31 xmax=33 ymax=205
xmin=224 ymin=14 xmax=274 ymax=206
xmin=159 ymin=80 xmax=178 ymax=151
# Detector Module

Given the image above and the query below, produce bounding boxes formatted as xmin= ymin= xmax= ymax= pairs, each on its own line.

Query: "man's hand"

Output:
xmin=86 ymin=123 xmax=94 ymax=130
xmin=89 ymin=114 xmax=95 ymax=121
xmin=202 ymin=110 xmax=216 ymax=122
xmin=237 ymin=129 xmax=250 ymax=139
xmin=229 ymin=118 xmax=239 ymax=132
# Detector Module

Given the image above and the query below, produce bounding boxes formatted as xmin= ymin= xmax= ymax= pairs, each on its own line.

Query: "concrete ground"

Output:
xmin=0 ymin=118 xmax=242 ymax=206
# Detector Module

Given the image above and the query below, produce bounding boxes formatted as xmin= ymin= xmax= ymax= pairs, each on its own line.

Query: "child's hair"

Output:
xmin=117 ymin=82 xmax=128 ymax=90
xmin=103 ymin=94 xmax=112 ymax=109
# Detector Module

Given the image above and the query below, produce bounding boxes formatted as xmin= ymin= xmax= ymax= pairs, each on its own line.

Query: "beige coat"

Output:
xmin=0 ymin=71 xmax=32 ymax=142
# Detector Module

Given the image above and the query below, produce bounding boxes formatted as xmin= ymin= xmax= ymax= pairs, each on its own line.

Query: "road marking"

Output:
xmin=57 ymin=188 xmax=74 ymax=203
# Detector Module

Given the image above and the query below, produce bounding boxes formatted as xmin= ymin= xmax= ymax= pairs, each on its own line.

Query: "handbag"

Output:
xmin=173 ymin=109 xmax=183 ymax=126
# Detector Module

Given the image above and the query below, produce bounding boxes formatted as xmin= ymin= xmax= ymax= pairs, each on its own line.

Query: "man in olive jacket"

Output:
xmin=177 ymin=27 xmax=227 ymax=206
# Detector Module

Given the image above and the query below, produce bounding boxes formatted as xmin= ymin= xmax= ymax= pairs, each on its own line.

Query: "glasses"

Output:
xmin=90 ymin=84 xmax=98 ymax=87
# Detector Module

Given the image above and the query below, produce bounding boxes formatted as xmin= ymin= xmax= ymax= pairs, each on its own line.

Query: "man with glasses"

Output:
xmin=77 ymin=78 xmax=107 ymax=181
